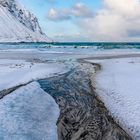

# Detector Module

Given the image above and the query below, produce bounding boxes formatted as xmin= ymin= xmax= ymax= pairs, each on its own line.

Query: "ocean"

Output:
xmin=0 ymin=42 xmax=140 ymax=54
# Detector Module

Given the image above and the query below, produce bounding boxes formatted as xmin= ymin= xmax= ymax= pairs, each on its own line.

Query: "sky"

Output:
xmin=19 ymin=0 xmax=140 ymax=42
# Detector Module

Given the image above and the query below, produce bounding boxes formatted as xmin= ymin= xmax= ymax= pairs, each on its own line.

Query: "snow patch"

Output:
xmin=0 ymin=82 xmax=59 ymax=140
xmin=0 ymin=59 xmax=68 ymax=91
xmin=88 ymin=58 xmax=140 ymax=139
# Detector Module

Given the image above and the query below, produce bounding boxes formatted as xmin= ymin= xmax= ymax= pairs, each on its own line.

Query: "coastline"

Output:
xmin=0 ymin=52 xmax=138 ymax=140
xmin=85 ymin=56 xmax=140 ymax=140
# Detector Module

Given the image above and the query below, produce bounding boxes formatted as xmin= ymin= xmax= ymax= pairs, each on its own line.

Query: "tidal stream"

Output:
xmin=38 ymin=62 xmax=132 ymax=140
xmin=0 ymin=61 xmax=132 ymax=140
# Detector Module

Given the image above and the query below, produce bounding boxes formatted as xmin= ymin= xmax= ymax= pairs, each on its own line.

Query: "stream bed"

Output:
xmin=38 ymin=63 xmax=132 ymax=140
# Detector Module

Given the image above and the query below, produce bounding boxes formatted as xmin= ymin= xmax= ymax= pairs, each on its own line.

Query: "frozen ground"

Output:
xmin=1 ymin=49 xmax=140 ymax=65
xmin=87 ymin=57 xmax=140 ymax=140
xmin=1 ymin=50 xmax=140 ymax=140
xmin=0 ymin=59 xmax=68 ymax=91
xmin=0 ymin=82 xmax=59 ymax=140
xmin=0 ymin=53 xmax=69 ymax=140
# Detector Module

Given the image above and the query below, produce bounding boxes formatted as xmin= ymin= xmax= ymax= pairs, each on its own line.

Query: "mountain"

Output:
xmin=0 ymin=0 xmax=51 ymax=42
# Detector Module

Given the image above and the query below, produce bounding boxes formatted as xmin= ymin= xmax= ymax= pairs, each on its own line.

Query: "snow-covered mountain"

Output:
xmin=0 ymin=0 xmax=51 ymax=42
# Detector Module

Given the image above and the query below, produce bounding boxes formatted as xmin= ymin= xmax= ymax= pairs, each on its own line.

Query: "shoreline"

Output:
xmin=85 ymin=56 xmax=140 ymax=140
xmin=0 ymin=53 xmax=137 ymax=139
xmin=38 ymin=62 xmax=132 ymax=140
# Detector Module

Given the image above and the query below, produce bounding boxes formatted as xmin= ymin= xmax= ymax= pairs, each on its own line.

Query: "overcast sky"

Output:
xmin=19 ymin=0 xmax=140 ymax=42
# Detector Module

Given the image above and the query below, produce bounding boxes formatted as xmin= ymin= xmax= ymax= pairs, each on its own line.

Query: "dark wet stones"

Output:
xmin=38 ymin=66 xmax=132 ymax=140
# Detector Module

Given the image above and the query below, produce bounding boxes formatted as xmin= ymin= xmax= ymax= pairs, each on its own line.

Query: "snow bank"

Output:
xmin=0 ymin=82 xmax=59 ymax=140
xmin=0 ymin=59 xmax=68 ymax=91
xmin=87 ymin=58 xmax=140 ymax=140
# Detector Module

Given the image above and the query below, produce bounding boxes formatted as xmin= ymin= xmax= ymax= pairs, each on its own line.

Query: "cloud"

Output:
xmin=104 ymin=0 xmax=140 ymax=17
xmin=71 ymin=3 xmax=94 ymax=18
xmin=47 ymin=3 xmax=94 ymax=21
xmin=78 ymin=0 xmax=140 ymax=42
xmin=47 ymin=0 xmax=140 ymax=42
xmin=47 ymin=8 xmax=71 ymax=21
xmin=53 ymin=32 xmax=90 ymax=42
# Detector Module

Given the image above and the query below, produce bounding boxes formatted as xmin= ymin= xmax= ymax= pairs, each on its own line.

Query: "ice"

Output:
xmin=0 ymin=82 xmax=59 ymax=140
xmin=0 ymin=59 xmax=68 ymax=91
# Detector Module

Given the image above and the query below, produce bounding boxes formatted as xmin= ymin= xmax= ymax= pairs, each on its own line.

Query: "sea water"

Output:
xmin=0 ymin=42 xmax=140 ymax=54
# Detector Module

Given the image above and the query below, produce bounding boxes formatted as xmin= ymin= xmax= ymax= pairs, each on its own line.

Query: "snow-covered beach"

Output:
xmin=0 ymin=52 xmax=69 ymax=140
xmin=0 ymin=59 xmax=68 ymax=91
xmin=0 ymin=82 xmax=60 ymax=140
xmin=1 ymin=48 xmax=140 ymax=139
xmin=86 ymin=57 xmax=140 ymax=140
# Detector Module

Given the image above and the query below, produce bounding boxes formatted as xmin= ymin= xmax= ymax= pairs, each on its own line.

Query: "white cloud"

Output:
xmin=77 ymin=0 xmax=140 ymax=42
xmin=53 ymin=32 xmax=89 ymax=42
xmin=104 ymin=0 xmax=140 ymax=17
xmin=71 ymin=3 xmax=94 ymax=18
xmin=78 ymin=10 xmax=128 ymax=41
xmin=47 ymin=3 xmax=93 ymax=21
xmin=47 ymin=0 xmax=140 ymax=42
xmin=47 ymin=8 xmax=71 ymax=21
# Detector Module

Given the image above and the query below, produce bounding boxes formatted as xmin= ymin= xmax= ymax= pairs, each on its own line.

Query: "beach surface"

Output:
xmin=86 ymin=57 xmax=140 ymax=140
xmin=0 ymin=49 xmax=139 ymax=140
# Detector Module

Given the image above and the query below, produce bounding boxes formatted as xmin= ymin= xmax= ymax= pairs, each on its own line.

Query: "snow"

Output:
xmin=0 ymin=0 xmax=50 ymax=42
xmin=0 ymin=82 xmax=59 ymax=140
xmin=0 ymin=59 xmax=68 ymax=91
xmin=87 ymin=57 xmax=140 ymax=140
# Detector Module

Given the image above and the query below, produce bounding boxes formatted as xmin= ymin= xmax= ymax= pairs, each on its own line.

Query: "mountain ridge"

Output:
xmin=0 ymin=0 xmax=51 ymax=42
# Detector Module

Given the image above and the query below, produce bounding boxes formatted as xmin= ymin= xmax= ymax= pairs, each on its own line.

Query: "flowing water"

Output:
xmin=38 ymin=63 xmax=132 ymax=140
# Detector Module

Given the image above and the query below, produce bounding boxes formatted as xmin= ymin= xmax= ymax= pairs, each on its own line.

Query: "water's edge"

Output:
xmin=0 ymin=61 xmax=132 ymax=140
xmin=39 ymin=62 xmax=132 ymax=140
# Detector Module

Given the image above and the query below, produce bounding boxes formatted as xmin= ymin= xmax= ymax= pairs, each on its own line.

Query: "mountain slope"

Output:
xmin=0 ymin=0 xmax=50 ymax=42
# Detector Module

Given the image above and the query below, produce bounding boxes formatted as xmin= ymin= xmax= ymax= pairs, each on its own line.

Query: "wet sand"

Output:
xmin=1 ymin=51 xmax=140 ymax=61
xmin=80 ymin=53 xmax=140 ymax=61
